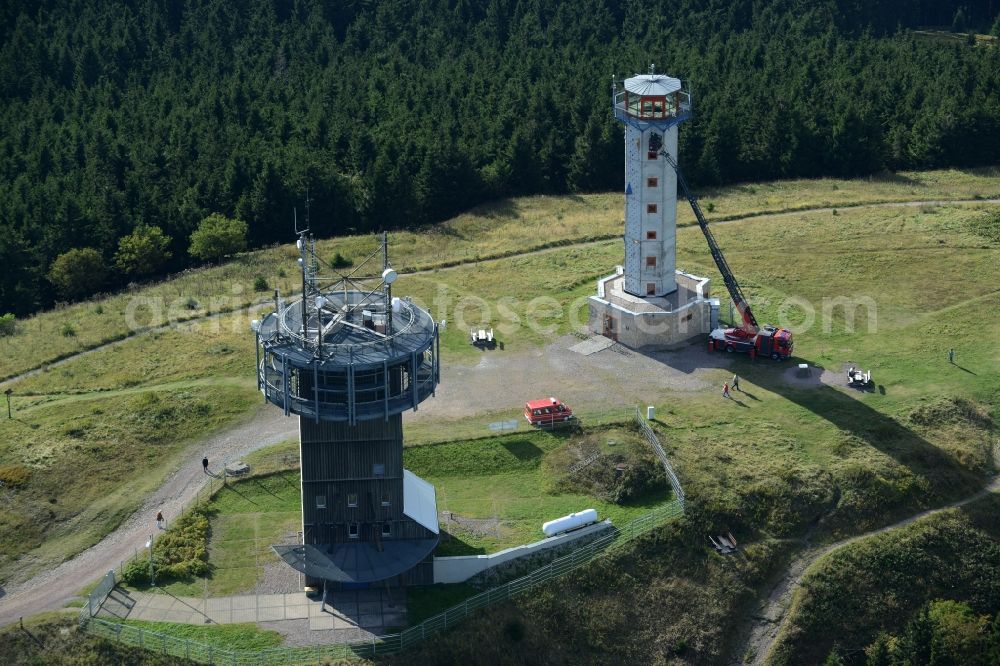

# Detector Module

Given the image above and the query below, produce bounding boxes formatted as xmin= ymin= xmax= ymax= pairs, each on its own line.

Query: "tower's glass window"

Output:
xmin=646 ymin=231 xmax=657 ymax=240
xmin=347 ymin=493 xmax=358 ymax=507
xmin=646 ymin=256 xmax=657 ymax=268
xmin=315 ymin=495 xmax=326 ymax=509
xmin=349 ymin=523 xmax=359 ymax=538
xmin=646 ymin=283 xmax=656 ymax=295
xmin=381 ymin=523 xmax=391 ymax=537
xmin=381 ymin=492 xmax=391 ymax=507
xmin=647 ymin=151 xmax=658 ymax=160
xmin=647 ymin=204 xmax=658 ymax=214
xmin=373 ymin=463 xmax=385 ymax=476
xmin=647 ymin=177 xmax=658 ymax=187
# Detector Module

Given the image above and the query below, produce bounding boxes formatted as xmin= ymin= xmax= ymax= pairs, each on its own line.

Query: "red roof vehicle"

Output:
xmin=524 ymin=397 xmax=574 ymax=426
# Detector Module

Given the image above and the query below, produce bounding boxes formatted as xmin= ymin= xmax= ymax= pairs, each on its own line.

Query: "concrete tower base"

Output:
xmin=588 ymin=267 xmax=713 ymax=350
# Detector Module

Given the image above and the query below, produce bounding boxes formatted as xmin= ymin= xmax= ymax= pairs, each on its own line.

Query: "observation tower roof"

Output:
xmin=623 ymin=73 xmax=682 ymax=96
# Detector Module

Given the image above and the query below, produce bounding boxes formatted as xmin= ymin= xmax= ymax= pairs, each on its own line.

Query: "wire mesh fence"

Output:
xmin=634 ymin=409 xmax=685 ymax=503
xmin=82 ymin=497 xmax=683 ymax=665
xmin=80 ymin=407 xmax=686 ymax=664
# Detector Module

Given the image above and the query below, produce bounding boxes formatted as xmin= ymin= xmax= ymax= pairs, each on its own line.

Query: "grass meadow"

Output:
xmin=0 ymin=169 xmax=997 ymax=662
xmin=2 ymin=167 xmax=998 ymax=380
xmin=157 ymin=424 xmax=669 ymax=596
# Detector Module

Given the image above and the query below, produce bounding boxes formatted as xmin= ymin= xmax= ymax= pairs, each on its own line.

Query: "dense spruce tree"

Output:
xmin=1 ymin=0 xmax=998 ymax=313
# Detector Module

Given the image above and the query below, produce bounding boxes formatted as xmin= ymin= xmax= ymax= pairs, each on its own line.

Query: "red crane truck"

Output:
xmin=653 ymin=140 xmax=794 ymax=361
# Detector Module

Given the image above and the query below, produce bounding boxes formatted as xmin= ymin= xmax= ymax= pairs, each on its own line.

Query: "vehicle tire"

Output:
xmin=726 ymin=345 xmax=734 ymax=353
xmin=771 ymin=352 xmax=779 ymax=360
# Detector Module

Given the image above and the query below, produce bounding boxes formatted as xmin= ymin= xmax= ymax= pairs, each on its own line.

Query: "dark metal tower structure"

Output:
xmin=253 ymin=232 xmax=441 ymax=588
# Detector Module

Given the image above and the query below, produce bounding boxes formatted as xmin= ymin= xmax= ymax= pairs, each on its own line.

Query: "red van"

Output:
xmin=524 ymin=397 xmax=574 ymax=426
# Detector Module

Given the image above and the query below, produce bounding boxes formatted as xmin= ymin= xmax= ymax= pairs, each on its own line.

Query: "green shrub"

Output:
xmin=252 ymin=275 xmax=269 ymax=292
xmin=47 ymin=248 xmax=108 ymax=300
xmin=121 ymin=506 xmax=212 ymax=586
xmin=0 ymin=313 xmax=15 ymax=336
xmin=330 ymin=252 xmax=353 ymax=269
xmin=61 ymin=323 xmax=76 ymax=337
xmin=189 ymin=213 xmax=248 ymax=263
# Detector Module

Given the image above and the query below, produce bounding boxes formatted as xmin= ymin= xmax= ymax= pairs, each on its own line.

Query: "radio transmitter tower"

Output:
xmin=253 ymin=231 xmax=440 ymax=589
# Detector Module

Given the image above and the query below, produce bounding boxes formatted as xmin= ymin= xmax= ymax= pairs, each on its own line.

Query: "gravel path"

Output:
xmin=0 ymin=336 xmax=728 ymax=627
xmin=0 ymin=406 xmax=296 ymax=627
xmin=2 ymin=196 xmax=996 ymax=629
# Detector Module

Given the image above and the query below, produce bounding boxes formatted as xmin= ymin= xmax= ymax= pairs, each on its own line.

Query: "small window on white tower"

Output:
xmin=647 ymin=177 xmax=658 ymax=187
xmin=647 ymin=203 xmax=658 ymax=214
xmin=646 ymin=256 xmax=657 ymax=268
xmin=349 ymin=523 xmax=359 ymax=539
xmin=381 ymin=523 xmax=391 ymax=537
xmin=646 ymin=231 xmax=657 ymax=240
xmin=381 ymin=492 xmax=391 ymax=507
xmin=315 ymin=495 xmax=326 ymax=509
xmin=646 ymin=283 xmax=656 ymax=295
xmin=347 ymin=493 xmax=358 ymax=508
xmin=647 ymin=150 xmax=658 ymax=160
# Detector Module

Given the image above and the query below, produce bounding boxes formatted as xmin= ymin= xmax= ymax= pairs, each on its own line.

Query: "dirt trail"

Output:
xmin=735 ymin=469 xmax=1000 ymax=665
xmin=0 ymin=407 xmax=297 ymax=627
xmin=0 ymin=196 xmax=996 ymax=628
xmin=3 ymin=197 xmax=995 ymax=391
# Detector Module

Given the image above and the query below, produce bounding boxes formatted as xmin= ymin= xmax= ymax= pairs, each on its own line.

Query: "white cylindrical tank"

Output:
xmin=542 ymin=509 xmax=598 ymax=537
xmin=647 ymin=405 xmax=656 ymax=420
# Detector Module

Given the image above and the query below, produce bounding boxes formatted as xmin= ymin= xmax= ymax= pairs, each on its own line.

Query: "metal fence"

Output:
xmin=634 ymin=409 xmax=686 ymax=503
xmin=82 ymin=497 xmax=683 ymax=664
xmin=82 ymin=570 xmax=118 ymax=622
xmin=80 ymin=408 xmax=687 ymax=664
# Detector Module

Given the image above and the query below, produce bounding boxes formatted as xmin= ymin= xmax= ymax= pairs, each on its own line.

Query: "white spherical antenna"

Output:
xmin=250 ymin=319 xmax=261 ymax=332
xmin=382 ymin=268 xmax=398 ymax=285
xmin=391 ymin=297 xmax=402 ymax=313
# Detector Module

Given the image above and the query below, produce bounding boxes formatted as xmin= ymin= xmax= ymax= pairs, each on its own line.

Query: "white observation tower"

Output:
xmin=588 ymin=66 xmax=715 ymax=349
xmin=615 ymin=65 xmax=691 ymax=297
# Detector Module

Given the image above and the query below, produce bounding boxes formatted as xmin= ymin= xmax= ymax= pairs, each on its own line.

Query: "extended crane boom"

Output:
xmin=659 ymin=151 xmax=758 ymax=333
xmin=656 ymin=148 xmax=793 ymax=361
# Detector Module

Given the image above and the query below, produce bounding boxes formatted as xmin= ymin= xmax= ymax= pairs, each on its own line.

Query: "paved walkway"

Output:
xmin=110 ymin=588 xmax=406 ymax=634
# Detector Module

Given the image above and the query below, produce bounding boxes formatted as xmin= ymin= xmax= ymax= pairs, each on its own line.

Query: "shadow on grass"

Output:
xmin=250 ymin=477 xmax=284 ymax=500
xmin=501 ymin=439 xmax=544 ymax=461
xmin=756 ymin=356 xmax=981 ymax=499
xmin=222 ymin=483 xmax=261 ymax=507
xmin=436 ymin=529 xmax=488 ymax=556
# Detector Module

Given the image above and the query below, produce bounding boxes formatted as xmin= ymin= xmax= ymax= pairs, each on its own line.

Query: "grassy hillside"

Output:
xmin=3 ymin=167 xmax=997 ymax=381
xmin=769 ymin=494 xmax=1000 ymax=664
xmin=0 ymin=171 xmax=997 ymax=663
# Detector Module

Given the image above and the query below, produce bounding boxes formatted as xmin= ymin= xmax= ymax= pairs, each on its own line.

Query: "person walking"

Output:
xmin=948 ymin=348 xmax=955 ymax=364
xmin=156 ymin=511 xmax=164 ymax=529
xmin=202 ymin=456 xmax=209 ymax=474
xmin=723 ymin=382 xmax=730 ymax=399
xmin=731 ymin=374 xmax=740 ymax=392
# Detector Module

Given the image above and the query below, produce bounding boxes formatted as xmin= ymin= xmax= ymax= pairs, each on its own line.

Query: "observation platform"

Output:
xmin=255 ymin=290 xmax=439 ymax=423
xmin=613 ymin=73 xmax=692 ymax=130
